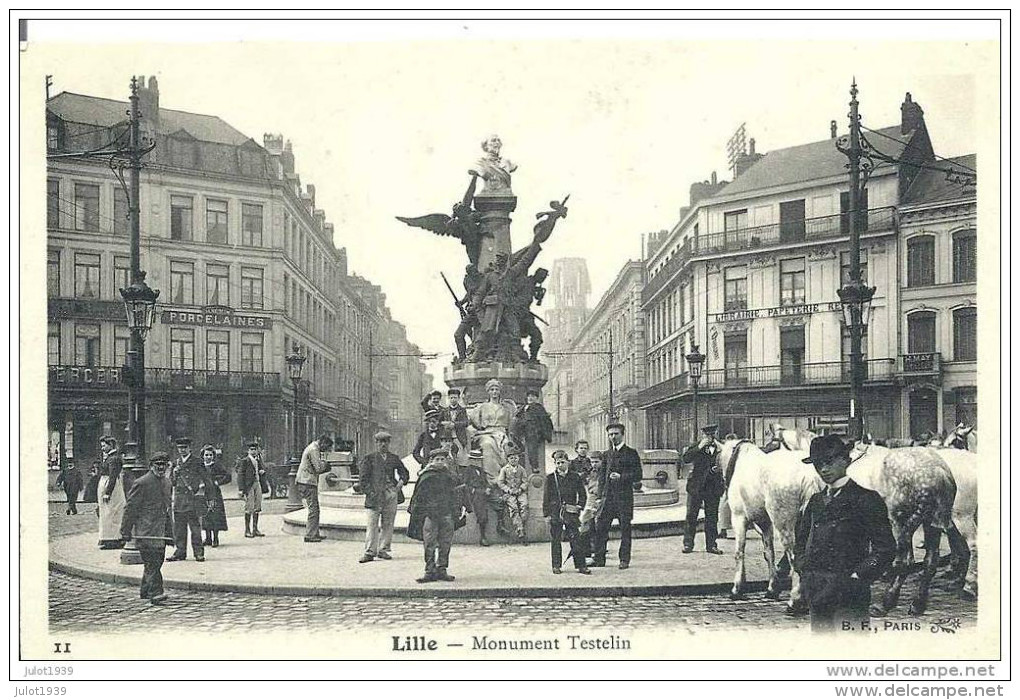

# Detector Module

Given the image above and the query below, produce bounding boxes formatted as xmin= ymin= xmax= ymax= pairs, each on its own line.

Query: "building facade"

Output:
xmin=896 ymin=154 xmax=977 ymax=436
xmin=46 ymin=77 xmax=428 ymax=471
xmin=637 ymin=94 xmax=953 ymax=447
xmin=558 ymin=261 xmax=647 ymax=450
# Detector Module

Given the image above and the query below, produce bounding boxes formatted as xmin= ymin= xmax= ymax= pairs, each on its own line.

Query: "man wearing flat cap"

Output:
xmin=120 ymin=452 xmax=174 ymax=605
xmin=359 ymin=431 xmax=410 ymax=563
xmin=407 ymin=448 xmax=461 ymax=583
xmin=167 ymin=437 xmax=214 ymax=562
xmin=412 ymin=410 xmax=444 ymax=467
xmin=794 ymin=434 xmax=895 ymax=633
xmin=446 ymin=389 xmax=471 ymax=464
xmin=681 ymin=425 xmax=726 ymax=554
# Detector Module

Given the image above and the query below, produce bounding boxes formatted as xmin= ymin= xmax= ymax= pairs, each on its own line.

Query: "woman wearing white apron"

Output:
xmin=97 ymin=436 xmax=127 ymax=549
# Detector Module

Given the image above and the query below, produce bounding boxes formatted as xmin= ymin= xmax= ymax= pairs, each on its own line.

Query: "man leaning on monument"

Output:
xmin=793 ymin=434 xmax=896 ymax=634
xmin=359 ymin=431 xmax=410 ymax=564
xmin=296 ymin=434 xmax=334 ymax=543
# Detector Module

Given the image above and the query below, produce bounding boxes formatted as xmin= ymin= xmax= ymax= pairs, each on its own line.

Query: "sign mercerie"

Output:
xmin=712 ymin=301 xmax=843 ymax=323
xmin=162 ymin=308 xmax=273 ymax=329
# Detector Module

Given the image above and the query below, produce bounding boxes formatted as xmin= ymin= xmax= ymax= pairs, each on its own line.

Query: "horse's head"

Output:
xmin=945 ymin=423 xmax=975 ymax=450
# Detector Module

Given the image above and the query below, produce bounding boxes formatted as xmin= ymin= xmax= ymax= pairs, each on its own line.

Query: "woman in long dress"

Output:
xmin=467 ymin=378 xmax=515 ymax=483
xmin=200 ymin=445 xmax=230 ymax=547
xmin=97 ymin=436 xmax=126 ymax=549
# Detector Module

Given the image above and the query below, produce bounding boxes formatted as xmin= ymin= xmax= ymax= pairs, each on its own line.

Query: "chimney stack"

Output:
xmin=749 ymin=138 xmax=756 ymax=156
xmin=830 ymin=120 xmax=838 ymax=139
xmin=136 ymin=74 xmax=160 ymax=135
xmin=711 ymin=170 xmax=717 ymax=185
xmin=263 ymin=133 xmax=284 ymax=155
xmin=901 ymin=92 xmax=925 ymax=135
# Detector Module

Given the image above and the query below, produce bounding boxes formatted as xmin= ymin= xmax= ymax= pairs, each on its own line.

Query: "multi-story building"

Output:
xmin=45 ymin=77 xmax=428 ymax=470
xmin=637 ymin=93 xmax=954 ymax=446
xmin=897 ymin=154 xmax=977 ymax=435
xmin=544 ymin=258 xmax=590 ymax=431
xmin=559 ymin=261 xmax=647 ymax=449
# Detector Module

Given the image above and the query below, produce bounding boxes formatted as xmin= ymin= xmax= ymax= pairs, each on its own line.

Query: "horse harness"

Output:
xmin=724 ymin=439 xmax=754 ymax=491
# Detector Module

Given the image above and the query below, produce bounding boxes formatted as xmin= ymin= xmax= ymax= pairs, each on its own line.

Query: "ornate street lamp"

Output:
xmin=118 ymin=272 xmax=159 ymax=566
xmin=838 ymin=276 xmax=876 ymax=439
xmin=285 ymin=344 xmax=307 ymax=512
xmin=120 ymin=274 xmax=160 ymax=340
xmin=685 ymin=345 xmax=706 ymax=444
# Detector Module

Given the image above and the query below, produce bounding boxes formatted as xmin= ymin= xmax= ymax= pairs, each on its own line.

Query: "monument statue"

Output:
xmin=396 ymin=175 xmax=483 ymax=266
xmin=395 ymin=136 xmax=568 ymax=366
xmin=469 ymin=134 xmax=517 ymax=194
xmin=466 ymin=378 xmax=517 ymax=482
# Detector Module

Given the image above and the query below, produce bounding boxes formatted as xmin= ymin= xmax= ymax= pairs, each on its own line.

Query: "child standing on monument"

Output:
xmin=497 ymin=445 xmax=530 ymax=544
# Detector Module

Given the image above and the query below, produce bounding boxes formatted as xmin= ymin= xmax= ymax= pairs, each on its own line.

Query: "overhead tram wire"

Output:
xmin=859 ymin=124 xmax=976 ymax=184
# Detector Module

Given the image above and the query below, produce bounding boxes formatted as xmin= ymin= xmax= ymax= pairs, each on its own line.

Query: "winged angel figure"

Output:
xmin=396 ymin=174 xmax=482 ymax=267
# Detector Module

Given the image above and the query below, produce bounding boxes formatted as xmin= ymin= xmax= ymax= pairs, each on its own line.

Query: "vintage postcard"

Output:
xmin=14 ymin=13 xmax=1007 ymax=680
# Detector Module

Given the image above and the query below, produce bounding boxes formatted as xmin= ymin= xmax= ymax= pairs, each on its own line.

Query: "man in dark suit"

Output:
xmin=120 ymin=452 xmax=174 ymax=605
xmin=513 ymin=389 xmax=554 ymax=473
xmin=544 ymin=450 xmax=590 ymax=575
xmin=794 ymin=435 xmax=896 ymax=633
xmin=591 ymin=422 xmax=642 ymax=569
xmin=235 ymin=441 xmax=269 ymax=538
xmin=446 ymin=388 xmax=470 ymax=451
xmin=412 ymin=410 xmax=444 ymax=467
xmin=407 ymin=449 xmax=461 ymax=583
xmin=682 ymin=425 xmax=726 ymax=554
xmin=167 ymin=437 xmax=213 ymax=562
xmin=359 ymin=431 xmax=410 ymax=563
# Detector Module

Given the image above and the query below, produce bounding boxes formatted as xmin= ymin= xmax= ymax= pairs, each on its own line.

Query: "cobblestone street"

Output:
xmin=48 ymin=505 xmax=977 ymax=634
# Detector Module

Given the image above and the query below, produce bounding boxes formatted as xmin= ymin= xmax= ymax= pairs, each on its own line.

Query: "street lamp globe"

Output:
xmin=119 ymin=274 xmax=160 ymax=339
xmin=837 ymin=278 xmax=877 ymax=329
xmin=285 ymin=343 xmax=306 ymax=382
xmin=686 ymin=345 xmax=706 ymax=381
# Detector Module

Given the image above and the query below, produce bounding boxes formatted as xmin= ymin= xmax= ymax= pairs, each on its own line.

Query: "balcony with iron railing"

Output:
xmin=694 ymin=206 xmax=896 ymax=257
xmin=642 ymin=206 xmax=896 ymax=306
xmin=643 ymin=239 xmax=692 ymax=307
xmin=635 ymin=358 xmax=896 ymax=407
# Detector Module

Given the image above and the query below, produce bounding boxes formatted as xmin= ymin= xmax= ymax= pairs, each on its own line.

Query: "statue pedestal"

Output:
xmin=444 ymin=360 xmax=548 ymax=405
xmin=473 ymin=193 xmax=516 ymax=274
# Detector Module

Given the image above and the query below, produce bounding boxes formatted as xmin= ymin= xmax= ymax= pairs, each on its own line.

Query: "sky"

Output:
xmin=24 ymin=21 xmax=995 ymax=386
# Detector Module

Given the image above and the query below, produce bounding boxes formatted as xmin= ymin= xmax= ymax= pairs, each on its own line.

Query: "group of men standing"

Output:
xmin=114 ymin=436 xmax=273 ymax=605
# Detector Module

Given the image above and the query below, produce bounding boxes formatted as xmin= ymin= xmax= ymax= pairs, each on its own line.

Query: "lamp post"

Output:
xmin=685 ymin=345 xmax=706 ymax=444
xmin=838 ymin=278 xmax=876 ymax=441
xmin=117 ymin=275 xmax=159 ymax=565
xmin=284 ymin=343 xmax=307 ymax=512
xmin=835 ymin=79 xmax=877 ymax=441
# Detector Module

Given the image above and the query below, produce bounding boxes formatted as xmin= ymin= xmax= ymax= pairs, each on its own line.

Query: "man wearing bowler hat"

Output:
xmin=167 ymin=437 xmax=214 ymax=562
xmin=794 ymin=434 xmax=895 ymax=633
xmin=359 ymin=431 xmax=410 ymax=563
xmin=682 ymin=425 xmax=726 ymax=554
xmin=120 ymin=452 xmax=174 ymax=605
xmin=591 ymin=422 xmax=642 ymax=569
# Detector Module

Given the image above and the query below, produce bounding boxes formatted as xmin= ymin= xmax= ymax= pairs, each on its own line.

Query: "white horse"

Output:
xmin=716 ymin=439 xmax=821 ymax=610
xmin=766 ymin=428 xmax=967 ymax=615
xmin=929 ymin=445 xmax=979 ymax=598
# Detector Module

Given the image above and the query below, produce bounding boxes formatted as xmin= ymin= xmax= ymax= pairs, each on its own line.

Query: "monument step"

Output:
xmin=319 ymin=486 xmax=680 ymax=511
